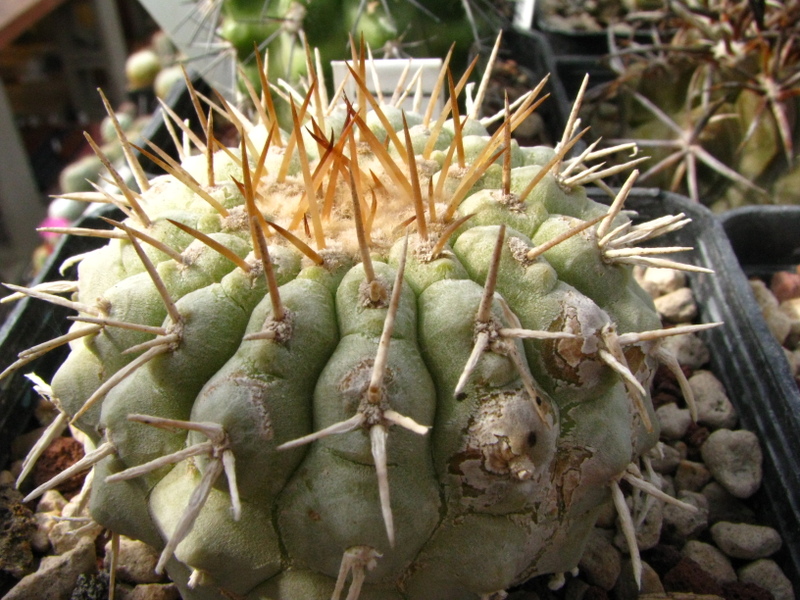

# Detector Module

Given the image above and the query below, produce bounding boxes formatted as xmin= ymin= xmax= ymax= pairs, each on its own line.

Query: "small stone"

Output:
xmin=641 ymin=267 xmax=687 ymax=298
xmin=31 ymin=511 xmax=58 ymax=553
xmin=648 ymin=443 xmax=682 ymax=475
xmin=681 ymin=540 xmax=736 ymax=585
xmin=578 ymin=528 xmax=621 ymax=591
xmin=0 ymin=486 xmax=36 ymax=579
xmin=661 ymin=491 xmax=709 ymax=545
xmin=688 ymin=370 xmax=738 ymax=430
xmin=49 ymin=494 xmax=104 ymax=554
xmin=71 ymin=572 xmax=109 ymax=600
xmin=779 ymin=298 xmax=800 ymax=342
xmin=122 ymin=583 xmax=181 ymax=600
xmin=700 ymin=429 xmax=763 ymax=499
xmin=37 ymin=489 xmax=68 ymax=514
xmin=0 ymin=470 xmax=15 ymax=486
xmin=738 ymin=559 xmax=794 ymax=600
xmin=3 ymin=536 xmax=96 ymax=600
xmin=659 ymin=330 xmax=710 ymax=369
xmin=655 ymin=287 xmax=698 ymax=323
xmin=639 ymin=562 xmax=663 ymax=595
xmin=721 ymin=581 xmax=776 ymax=600
xmin=642 ymin=544 xmax=683 ymax=577
xmin=32 ymin=436 xmax=87 ymax=499
xmin=674 ymin=460 xmax=712 ymax=493
xmin=662 ymin=557 xmax=723 ymax=595
xmin=612 ymin=558 xmax=664 ymax=599
xmin=750 ymin=279 xmax=778 ymax=310
xmin=593 ymin=498 xmax=617 ymax=529
xmin=656 ymin=403 xmax=692 ymax=440
xmin=710 ymin=522 xmax=782 ymax=560
xmin=563 ymin=577 xmax=591 ymax=600
xmin=701 ymin=481 xmax=756 ymax=524
xmin=582 ymin=587 xmax=609 ymax=600
xmin=105 ymin=536 xmax=164 ymax=584
xmin=770 ymin=271 xmax=800 ymax=303
xmin=614 ymin=498 xmax=662 ymax=553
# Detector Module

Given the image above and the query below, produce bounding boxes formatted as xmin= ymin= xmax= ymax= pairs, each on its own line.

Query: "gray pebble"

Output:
xmin=648 ymin=443 xmax=682 ymax=475
xmin=738 ymin=559 xmax=795 ymax=600
xmin=659 ymin=329 xmax=710 ymax=369
xmin=578 ymin=528 xmax=621 ymax=591
xmin=688 ymin=370 xmax=738 ymax=429
xmin=674 ymin=460 xmax=712 ymax=493
xmin=701 ymin=481 xmax=756 ymax=524
xmin=682 ymin=540 xmax=736 ymax=585
xmin=655 ymin=403 xmax=692 ymax=440
xmin=612 ymin=558 xmax=663 ymax=599
xmin=661 ymin=491 xmax=708 ymax=544
xmin=615 ymin=498 xmax=663 ymax=552
xmin=710 ymin=521 xmax=782 ymax=559
xmin=700 ymin=429 xmax=763 ymax=498
xmin=122 ymin=583 xmax=182 ymax=600
xmin=105 ymin=536 xmax=164 ymax=584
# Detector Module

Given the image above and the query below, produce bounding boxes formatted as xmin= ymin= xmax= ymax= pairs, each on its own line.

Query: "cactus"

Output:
xmin=6 ymin=36 xmax=717 ymax=600
xmin=580 ymin=0 xmax=800 ymax=208
xmin=207 ymin=0 xmax=506 ymax=94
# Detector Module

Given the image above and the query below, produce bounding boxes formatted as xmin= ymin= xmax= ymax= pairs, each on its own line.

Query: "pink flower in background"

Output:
xmin=38 ymin=217 xmax=71 ymax=241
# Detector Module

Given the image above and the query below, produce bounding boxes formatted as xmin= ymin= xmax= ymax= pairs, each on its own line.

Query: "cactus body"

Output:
xmin=11 ymin=43 xmax=712 ymax=600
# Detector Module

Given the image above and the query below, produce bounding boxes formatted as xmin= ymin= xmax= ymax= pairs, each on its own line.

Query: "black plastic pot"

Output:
xmin=720 ymin=205 xmax=800 ymax=277
xmin=0 ymin=206 xmax=121 ymax=469
xmin=592 ymin=189 xmax=800 ymax=586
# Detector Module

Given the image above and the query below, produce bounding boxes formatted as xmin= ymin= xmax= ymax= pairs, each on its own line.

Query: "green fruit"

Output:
xmin=126 ymin=48 xmax=162 ymax=90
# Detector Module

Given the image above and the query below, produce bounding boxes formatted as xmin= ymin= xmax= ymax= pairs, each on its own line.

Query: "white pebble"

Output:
xmin=654 ymin=287 xmax=698 ymax=323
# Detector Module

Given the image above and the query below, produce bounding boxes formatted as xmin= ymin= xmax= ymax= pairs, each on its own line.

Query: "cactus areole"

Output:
xmin=9 ymin=38 xmax=716 ymax=600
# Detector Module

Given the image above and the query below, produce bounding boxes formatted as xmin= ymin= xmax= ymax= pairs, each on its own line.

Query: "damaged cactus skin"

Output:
xmin=6 ymin=37 xmax=717 ymax=600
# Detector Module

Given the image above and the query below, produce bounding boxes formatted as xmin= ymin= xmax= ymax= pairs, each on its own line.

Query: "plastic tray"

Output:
xmin=720 ymin=205 xmax=800 ymax=277
xmin=0 ymin=206 xmax=121 ymax=468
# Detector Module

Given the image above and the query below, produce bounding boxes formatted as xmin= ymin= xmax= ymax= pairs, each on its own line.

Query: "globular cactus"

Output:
xmin=7 ymin=37 xmax=716 ymax=600
xmin=581 ymin=0 xmax=800 ymax=208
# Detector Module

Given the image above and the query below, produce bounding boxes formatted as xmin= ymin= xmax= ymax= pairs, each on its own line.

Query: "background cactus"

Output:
xmin=209 ymin=0 xmax=508 ymax=95
xmin=578 ymin=0 xmax=800 ymax=209
xmin=5 ymin=38 xmax=713 ymax=600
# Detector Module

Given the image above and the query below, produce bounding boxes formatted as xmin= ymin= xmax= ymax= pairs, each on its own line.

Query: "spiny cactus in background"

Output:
xmin=580 ymin=0 xmax=800 ymax=209
xmin=205 ymin=0 xmax=508 ymax=93
xmin=5 ymin=36 xmax=718 ymax=600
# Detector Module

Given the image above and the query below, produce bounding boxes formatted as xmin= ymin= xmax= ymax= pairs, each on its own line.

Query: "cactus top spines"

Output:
xmin=5 ymin=33 xmax=721 ymax=600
